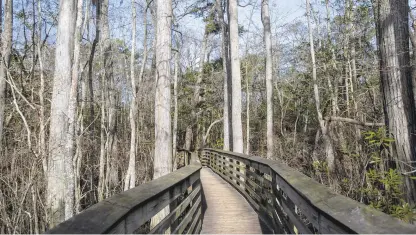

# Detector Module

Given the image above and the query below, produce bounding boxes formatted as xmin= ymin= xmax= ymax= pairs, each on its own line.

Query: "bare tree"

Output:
xmin=229 ymin=0 xmax=243 ymax=153
xmin=0 ymin=0 xmax=13 ymax=153
xmin=173 ymin=46 xmax=179 ymax=170
xmin=65 ymin=0 xmax=84 ymax=220
xmin=151 ymin=0 xmax=173 ymax=227
xmin=154 ymin=0 xmax=172 ymax=179
xmin=125 ymin=0 xmax=137 ymax=191
xmin=306 ymin=0 xmax=335 ymax=171
xmin=262 ymin=0 xmax=273 ymax=159
xmin=47 ymin=0 xmax=77 ymax=226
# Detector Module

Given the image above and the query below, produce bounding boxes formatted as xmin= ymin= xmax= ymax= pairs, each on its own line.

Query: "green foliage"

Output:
xmin=213 ymin=138 xmax=224 ymax=149
xmin=312 ymin=160 xmax=328 ymax=172
xmin=361 ymin=128 xmax=416 ymax=222
xmin=363 ymin=127 xmax=395 ymax=149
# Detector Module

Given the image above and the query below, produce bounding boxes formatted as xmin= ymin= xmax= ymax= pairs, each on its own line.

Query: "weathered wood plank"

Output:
xmin=46 ymin=164 xmax=201 ymax=234
xmin=200 ymin=168 xmax=263 ymax=234
xmin=204 ymin=148 xmax=416 ymax=234
xmin=149 ymin=184 xmax=201 ymax=234
xmin=172 ymin=196 xmax=201 ymax=234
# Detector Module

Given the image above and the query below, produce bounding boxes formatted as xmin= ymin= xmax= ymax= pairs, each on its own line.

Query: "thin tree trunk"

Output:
xmin=245 ymin=62 xmax=250 ymax=155
xmin=37 ymin=0 xmax=47 ymax=174
xmin=262 ymin=0 xmax=273 ymax=159
xmin=0 ymin=0 xmax=13 ymax=153
xmin=306 ymin=0 xmax=335 ymax=172
xmin=101 ymin=0 xmax=116 ymax=198
xmin=173 ymin=49 xmax=179 ymax=170
xmin=229 ymin=0 xmax=243 ymax=153
xmin=216 ymin=0 xmax=232 ymax=151
xmin=125 ymin=0 xmax=137 ymax=191
xmin=87 ymin=0 xmax=100 ymax=127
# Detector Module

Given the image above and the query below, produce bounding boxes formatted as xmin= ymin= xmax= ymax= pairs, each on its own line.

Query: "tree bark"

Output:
xmin=47 ymin=0 xmax=77 ymax=226
xmin=173 ymin=49 xmax=179 ymax=170
xmin=0 ymin=0 xmax=13 ymax=153
xmin=229 ymin=0 xmax=243 ymax=153
xmin=125 ymin=0 xmax=137 ymax=191
xmin=375 ymin=0 xmax=416 ymax=204
xmin=64 ymin=0 xmax=83 ymax=220
xmin=216 ymin=0 xmax=232 ymax=151
xmin=151 ymin=0 xmax=172 ymax=227
xmin=262 ymin=0 xmax=273 ymax=159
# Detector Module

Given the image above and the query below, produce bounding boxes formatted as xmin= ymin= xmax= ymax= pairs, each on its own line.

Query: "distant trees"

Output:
xmin=3 ymin=0 xmax=416 ymax=232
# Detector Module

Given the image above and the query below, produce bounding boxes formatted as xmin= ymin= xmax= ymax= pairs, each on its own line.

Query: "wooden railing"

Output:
xmin=46 ymin=163 xmax=202 ymax=234
xmin=201 ymin=148 xmax=416 ymax=234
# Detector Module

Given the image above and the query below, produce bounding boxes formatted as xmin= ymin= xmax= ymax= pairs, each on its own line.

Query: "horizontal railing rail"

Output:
xmin=46 ymin=163 xmax=202 ymax=234
xmin=202 ymin=148 xmax=416 ymax=234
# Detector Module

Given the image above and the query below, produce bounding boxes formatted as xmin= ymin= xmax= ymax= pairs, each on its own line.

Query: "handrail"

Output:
xmin=202 ymin=148 xmax=416 ymax=234
xmin=46 ymin=163 xmax=202 ymax=234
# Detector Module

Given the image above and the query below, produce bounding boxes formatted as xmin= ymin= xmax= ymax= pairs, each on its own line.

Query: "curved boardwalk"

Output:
xmin=200 ymin=167 xmax=264 ymax=234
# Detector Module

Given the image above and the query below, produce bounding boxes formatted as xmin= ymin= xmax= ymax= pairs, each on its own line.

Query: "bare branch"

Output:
xmin=325 ymin=116 xmax=384 ymax=127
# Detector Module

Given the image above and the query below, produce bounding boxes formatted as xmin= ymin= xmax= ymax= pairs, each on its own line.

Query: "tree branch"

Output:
xmin=325 ymin=116 xmax=384 ymax=127
xmin=203 ymin=118 xmax=223 ymax=143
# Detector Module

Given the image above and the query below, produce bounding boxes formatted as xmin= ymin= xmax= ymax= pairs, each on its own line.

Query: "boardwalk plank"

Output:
xmin=200 ymin=168 xmax=263 ymax=234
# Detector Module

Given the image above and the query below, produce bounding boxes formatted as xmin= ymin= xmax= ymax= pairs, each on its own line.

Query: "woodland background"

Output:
xmin=0 ymin=0 xmax=416 ymax=233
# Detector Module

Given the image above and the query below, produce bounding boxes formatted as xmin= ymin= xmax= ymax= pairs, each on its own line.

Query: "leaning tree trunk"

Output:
xmin=229 ymin=0 xmax=243 ymax=153
xmin=150 ymin=0 xmax=172 ymax=228
xmin=262 ymin=0 xmax=274 ymax=159
xmin=306 ymin=0 xmax=335 ymax=172
xmin=376 ymin=0 xmax=416 ymax=204
xmin=47 ymin=0 xmax=77 ymax=226
xmin=0 ymin=0 xmax=13 ymax=153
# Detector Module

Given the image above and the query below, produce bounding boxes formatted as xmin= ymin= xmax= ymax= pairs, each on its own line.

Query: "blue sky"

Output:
xmin=180 ymin=0 xmax=305 ymax=39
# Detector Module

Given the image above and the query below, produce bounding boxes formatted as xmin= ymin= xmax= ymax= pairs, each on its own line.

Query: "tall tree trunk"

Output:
xmin=306 ymin=0 xmax=335 ymax=172
xmin=151 ymin=0 xmax=172 ymax=227
xmin=262 ymin=0 xmax=273 ymax=159
xmin=101 ymin=0 xmax=116 ymax=198
xmin=0 ymin=0 xmax=13 ymax=153
xmin=37 ymin=0 xmax=47 ymax=176
xmin=216 ymin=0 xmax=232 ymax=151
xmin=375 ymin=0 xmax=416 ymax=204
xmin=125 ymin=0 xmax=137 ymax=191
xmin=153 ymin=0 xmax=172 ymax=179
xmin=65 ymin=0 xmax=83 ymax=220
xmin=47 ymin=0 xmax=77 ymax=226
xmin=229 ymin=0 xmax=243 ymax=153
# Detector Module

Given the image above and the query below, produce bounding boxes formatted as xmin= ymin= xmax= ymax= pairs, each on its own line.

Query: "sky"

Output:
xmin=179 ymin=0 xmax=306 ymax=40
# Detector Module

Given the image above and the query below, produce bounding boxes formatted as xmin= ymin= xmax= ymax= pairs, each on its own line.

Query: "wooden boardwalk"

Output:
xmin=200 ymin=167 xmax=264 ymax=234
